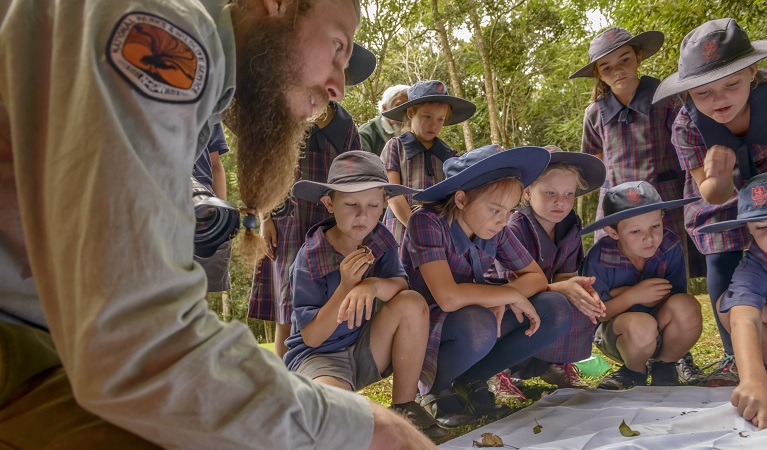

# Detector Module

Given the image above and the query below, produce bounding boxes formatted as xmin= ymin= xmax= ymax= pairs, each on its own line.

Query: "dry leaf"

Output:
xmin=739 ymin=431 xmax=749 ymax=438
xmin=471 ymin=433 xmax=518 ymax=448
xmin=619 ymin=420 xmax=640 ymax=437
xmin=533 ymin=418 xmax=542 ymax=434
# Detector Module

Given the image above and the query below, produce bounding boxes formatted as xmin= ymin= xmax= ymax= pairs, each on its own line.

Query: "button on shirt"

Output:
xmin=720 ymin=241 xmax=767 ymax=313
xmin=581 ymin=229 xmax=687 ymax=313
xmin=284 ymin=218 xmax=406 ymax=371
xmin=402 ymin=209 xmax=534 ymax=306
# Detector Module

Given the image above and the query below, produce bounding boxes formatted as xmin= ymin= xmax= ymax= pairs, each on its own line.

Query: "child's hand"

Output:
xmin=704 ymin=144 xmax=737 ymax=181
xmin=629 ymin=278 xmax=672 ymax=307
xmin=732 ymin=379 xmax=767 ymax=430
xmin=339 ymin=248 xmax=374 ymax=290
xmin=550 ymin=277 xmax=606 ymax=324
xmin=259 ymin=216 xmax=278 ymax=260
xmin=509 ymin=298 xmax=540 ymax=336
xmin=337 ymin=279 xmax=377 ymax=329
xmin=488 ymin=305 xmax=506 ymax=338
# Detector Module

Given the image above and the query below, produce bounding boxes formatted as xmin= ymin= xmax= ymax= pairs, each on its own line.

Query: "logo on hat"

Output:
xmin=752 ymin=185 xmax=767 ymax=207
xmin=435 ymin=82 xmax=447 ymax=94
xmin=626 ymin=188 xmax=642 ymax=205
xmin=701 ymin=38 xmax=720 ymax=62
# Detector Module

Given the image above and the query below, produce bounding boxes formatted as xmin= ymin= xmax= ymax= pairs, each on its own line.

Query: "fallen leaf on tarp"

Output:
xmin=739 ymin=431 xmax=749 ymax=438
xmin=540 ymin=390 xmax=550 ymax=399
xmin=533 ymin=418 xmax=542 ymax=434
xmin=472 ymin=433 xmax=518 ymax=448
xmin=619 ymin=420 xmax=640 ymax=437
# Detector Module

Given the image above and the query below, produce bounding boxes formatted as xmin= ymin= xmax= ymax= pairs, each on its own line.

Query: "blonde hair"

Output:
xmin=402 ymin=102 xmax=453 ymax=132
xmin=519 ymin=162 xmax=588 ymax=206
xmin=590 ymin=46 xmax=642 ymax=102
xmin=417 ymin=178 xmax=523 ymax=223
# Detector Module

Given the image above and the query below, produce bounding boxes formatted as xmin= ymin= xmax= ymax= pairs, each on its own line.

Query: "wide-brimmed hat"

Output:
xmin=699 ymin=173 xmax=767 ymax=233
xmin=413 ymin=145 xmax=550 ymax=202
xmin=581 ymin=181 xmax=699 ymax=234
xmin=542 ymin=145 xmax=606 ymax=196
xmin=569 ymin=27 xmax=664 ymax=79
xmin=346 ymin=43 xmax=377 ymax=86
xmin=292 ymin=151 xmax=419 ymax=203
xmin=381 ymin=80 xmax=476 ymax=126
xmin=653 ymin=19 xmax=767 ymax=103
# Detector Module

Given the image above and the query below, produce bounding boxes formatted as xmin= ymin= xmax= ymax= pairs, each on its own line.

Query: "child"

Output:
xmin=581 ymin=181 xmax=702 ymax=389
xmin=572 ymin=27 xmax=687 ymax=254
xmin=699 ymin=173 xmax=767 ymax=429
xmin=282 ymin=151 xmax=447 ymax=439
xmin=498 ymin=146 xmax=607 ymax=388
xmin=380 ymin=80 xmax=476 ymax=243
xmin=653 ymin=18 xmax=767 ymax=387
xmin=401 ymin=145 xmax=573 ymax=427
xmin=248 ymin=101 xmax=363 ymax=358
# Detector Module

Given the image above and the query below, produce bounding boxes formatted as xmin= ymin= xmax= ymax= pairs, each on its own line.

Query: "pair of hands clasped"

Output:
xmin=550 ymin=276 xmax=606 ymax=324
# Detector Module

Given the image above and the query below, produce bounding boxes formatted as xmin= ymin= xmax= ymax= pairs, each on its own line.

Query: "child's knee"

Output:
xmin=666 ymin=294 xmax=703 ymax=328
xmin=618 ymin=314 xmax=659 ymax=347
xmin=532 ymin=291 xmax=573 ymax=328
xmin=387 ymin=290 xmax=429 ymax=322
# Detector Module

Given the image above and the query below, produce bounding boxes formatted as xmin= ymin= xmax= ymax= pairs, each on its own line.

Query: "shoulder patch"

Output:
xmin=107 ymin=12 xmax=208 ymax=103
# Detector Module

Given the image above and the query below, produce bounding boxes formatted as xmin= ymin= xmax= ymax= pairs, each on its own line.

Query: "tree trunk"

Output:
xmin=431 ymin=0 xmax=474 ymax=150
xmin=468 ymin=3 xmax=500 ymax=145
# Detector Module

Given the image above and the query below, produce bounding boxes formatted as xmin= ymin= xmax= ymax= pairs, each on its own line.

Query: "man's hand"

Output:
xmin=369 ymin=402 xmax=437 ymax=450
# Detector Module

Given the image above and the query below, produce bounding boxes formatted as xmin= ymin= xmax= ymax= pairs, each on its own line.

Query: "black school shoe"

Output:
xmin=420 ymin=387 xmax=478 ymax=428
xmin=597 ymin=365 xmax=648 ymax=390
xmin=651 ymin=360 xmax=681 ymax=386
xmin=391 ymin=401 xmax=450 ymax=440
xmin=452 ymin=379 xmax=512 ymax=421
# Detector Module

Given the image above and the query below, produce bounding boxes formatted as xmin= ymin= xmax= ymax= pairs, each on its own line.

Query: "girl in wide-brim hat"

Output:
xmin=653 ymin=18 xmax=767 ymax=387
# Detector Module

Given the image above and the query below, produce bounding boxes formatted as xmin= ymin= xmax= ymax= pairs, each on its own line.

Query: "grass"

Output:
xmin=256 ymin=294 xmax=725 ymax=443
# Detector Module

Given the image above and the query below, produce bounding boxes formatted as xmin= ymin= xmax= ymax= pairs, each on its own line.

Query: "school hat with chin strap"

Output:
xmin=699 ymin=173 xmax=767 ymax=233
xmin=381 ymin=80 xmax=476 ymax=126
xmin=569 ymin=27 xmax=664 ymax=79
xmin=543 ymin=145 xmax=606 ymax=196
xmin=653 ymin=18 xmax=767 ymax=103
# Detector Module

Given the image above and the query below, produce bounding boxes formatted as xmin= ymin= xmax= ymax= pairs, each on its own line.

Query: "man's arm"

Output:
xmin=210 ymin=151 xmax=227 ymax=200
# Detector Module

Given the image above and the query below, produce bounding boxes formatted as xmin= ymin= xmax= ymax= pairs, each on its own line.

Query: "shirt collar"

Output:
xmin=399 ymin=132 xmax=454 ymax=162
xmin=317 ymin=102 xmax=355 ymax=152
xmin=598 ymin=229 xmax=678 ymax=269
xmin=446 ymin=216 xmax=497 ymax=257
xmin=305 ymin=218 xmax=399 ymax=280
xmin=599 ymin=76 xmax=660 ymax=125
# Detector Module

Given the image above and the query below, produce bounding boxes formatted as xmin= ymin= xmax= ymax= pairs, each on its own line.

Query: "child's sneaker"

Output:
xmin=489 ymin=370 xmax=526 ymax=402
xmin=676 ymin=352 xmax=705 ymax=386
xmin=391 ymin=401 xmax=450 ymax=440
xmin=597 ymin=365 xmax=647 ymax=390
xmin=540 ymin=363 xmax=590 ymax=389
xmin=650 ymin=360 xmax=680 ymax=386
xmin=705 ymin=355 xmax=739 ymax=387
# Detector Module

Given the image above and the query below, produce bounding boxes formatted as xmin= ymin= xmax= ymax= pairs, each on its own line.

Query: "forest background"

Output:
xmin=212 ymin=0 xmax=767 ymax=342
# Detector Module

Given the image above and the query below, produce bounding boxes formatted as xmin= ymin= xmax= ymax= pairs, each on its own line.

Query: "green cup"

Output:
xmin=573 ymin=354 xmax=612 ymax=378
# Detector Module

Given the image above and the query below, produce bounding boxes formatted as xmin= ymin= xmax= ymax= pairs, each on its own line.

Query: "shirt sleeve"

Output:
xmin=405 ymin=211 xmax=449 ymax=268
xmin=290 ymin=250 xmax=330 ymax=331
xmin=671 ymin=109 xmax=707 ymax=171
xmin=581 ymin=246 xmax=612 ymax=301
xmin=373 ymin=248 xmax=408 ymax=280
xmin=495 ymin=226 xmax=534 ymax=271
xmin=207 ymin=122 xmax=229 ymax=156
xmin=580 ymin=104 xmax=603 ymax=156
xmin=720 ymin=254 xmax=767 ymax=313
xmin=381 ymin=137 xmax=401 ymax=173
xmin=0 ymin=4 xmax=374 ymax=449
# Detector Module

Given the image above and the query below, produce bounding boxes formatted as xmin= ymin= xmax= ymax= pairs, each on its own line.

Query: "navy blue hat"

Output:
xmin=413 ymin=145 xmax=551 ymax=202
xmin=544 ymin=145 xmax=606 ymax=196
xmin=381 ymin=80 xmax=476 ymax=126
xmin=581 ymin=181 xmax=699 ymax=234
xmin=699 ymin=173 xmax=767 ymax=233
xmin=346 ymin=43 xmax=376 ymax=86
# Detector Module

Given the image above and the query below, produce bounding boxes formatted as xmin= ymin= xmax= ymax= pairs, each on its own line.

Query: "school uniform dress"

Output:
xmin=719 ymin=242 xmax=767 ymax=314
xmin=581 ymin=76 xmax=686 ymax=245
xmin=283 ymin=218 xmax=405 ymax=371
xmin=402 ymin=209 xmax=570 ymax=394
xmin=248 ymin=103 xmax=361 ymax=323
xmin=506 ymin=207 xmax=595 ymax=363
xmin=380 ymin=132 xmax=457 ymax=244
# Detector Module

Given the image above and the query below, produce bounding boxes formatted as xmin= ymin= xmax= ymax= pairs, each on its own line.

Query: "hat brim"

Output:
xmin=346 ymin=43 xmax=377 ymax=86
xmin=698 ymin=212 xmax=767 ymax=233
xmin=413 ymin=146 xmax=551 ymax=203
xmin=549 ymin=152 xmax=606 ymax=196
xmin=569 ymin=31 xmax=665 ymax=79
xmin=653 ymin=41 xmax=767 ymax=103
xmin=381 ymin=95 xmax=476 ymax=126
xmin=292 ymin=180 xmax=419 ymax=204
xmin=581 ymin=197 xmax=700 ymax=235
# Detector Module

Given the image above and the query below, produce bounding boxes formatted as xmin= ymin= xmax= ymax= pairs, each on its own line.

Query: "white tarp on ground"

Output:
xmin=439 ymin=386 xmax=767 ymax=449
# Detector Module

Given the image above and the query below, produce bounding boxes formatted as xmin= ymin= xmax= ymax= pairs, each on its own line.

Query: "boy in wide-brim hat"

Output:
xmin=581 ymin=181 xmax=703 ymax=390
xmin=282 ymin=151 xmax=448 ymax=440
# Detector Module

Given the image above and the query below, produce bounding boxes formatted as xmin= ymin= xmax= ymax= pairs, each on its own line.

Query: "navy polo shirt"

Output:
xmin=581 ymin=229 xmax=687 ymax=313
xmin=192 ymin=122 xmax=229 ymax=192
xmin=720 ymin=242 xmax=767 ymax=313
xmin=284 ymin=218 xmax=407 ymax=371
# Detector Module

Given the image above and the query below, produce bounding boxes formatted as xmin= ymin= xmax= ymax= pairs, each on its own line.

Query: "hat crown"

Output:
xmin=738 ymin=173 xmax=767 ymax=219
xmin=326 ymin=151 xmax=388 ymax=185
xmin=589 ymin=27 xmax=633 ymax=61
xmin=407 ymin=80 xmax=450 ymax=101
xmin=603 ymin=181 xmax=663 ymax=216
xmin=678 ymin=18 xmax=755 ymax=80
xmin=443 ymin=145 xmax=504 ymax=178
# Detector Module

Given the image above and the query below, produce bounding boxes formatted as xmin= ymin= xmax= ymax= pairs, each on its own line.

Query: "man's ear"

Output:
xmin=320 ymin=195 xmax=334 ymax=213
xmin=604 ymin=225 xmax=619 ymax=240
xmin=454 ymin=190 xmax=467 ymax=210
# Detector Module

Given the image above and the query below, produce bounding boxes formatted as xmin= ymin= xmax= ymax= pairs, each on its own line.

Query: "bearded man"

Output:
xmin=0 ymin=0 xmax=436 ymax=448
